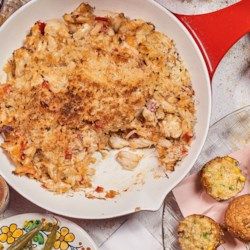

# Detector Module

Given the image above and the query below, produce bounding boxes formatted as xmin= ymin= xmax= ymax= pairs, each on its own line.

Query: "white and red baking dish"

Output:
xmin=0 ymin=0 xmax=249 ymax=219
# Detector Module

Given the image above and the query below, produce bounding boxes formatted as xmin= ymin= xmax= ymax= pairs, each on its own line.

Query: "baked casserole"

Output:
xmin=0 ymin=3 xmax=195 ymax=193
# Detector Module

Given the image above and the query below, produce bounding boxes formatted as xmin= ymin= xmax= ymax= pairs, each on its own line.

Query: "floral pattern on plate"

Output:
xmin=0 ymin=223 xmax=23 ymax=244
xmin=0 ymin=213 xmax=97 ymax=250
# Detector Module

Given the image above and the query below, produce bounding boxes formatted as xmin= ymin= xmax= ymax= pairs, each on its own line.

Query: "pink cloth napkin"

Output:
xmin=173 ymin=145 xmax=250 ymax=249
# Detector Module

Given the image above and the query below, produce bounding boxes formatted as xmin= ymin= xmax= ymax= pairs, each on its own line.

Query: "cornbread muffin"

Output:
xmin=178 ymin=214 xmax=223 ymax=250
xmin=0 ymin=3 xmax=195 ymax=193
xmin=225 ymin=194 xmax=250 ymax=242
xmin=201 ymin=156 xmax=246 ymax=201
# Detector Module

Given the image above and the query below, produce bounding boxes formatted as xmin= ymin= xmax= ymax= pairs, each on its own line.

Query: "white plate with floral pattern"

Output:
xmin=0 ymin=213 xmax=97 ymax=250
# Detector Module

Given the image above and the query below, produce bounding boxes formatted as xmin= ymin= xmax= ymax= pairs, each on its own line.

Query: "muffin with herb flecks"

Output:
xmin=200 ymin=156 xmax=246 ymax=201
xmin=178 ymin=214 xmax=223 ymax=250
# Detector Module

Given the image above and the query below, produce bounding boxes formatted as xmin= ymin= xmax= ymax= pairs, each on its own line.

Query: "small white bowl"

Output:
xmin=0 ymin=176 xmax=9 ymax=214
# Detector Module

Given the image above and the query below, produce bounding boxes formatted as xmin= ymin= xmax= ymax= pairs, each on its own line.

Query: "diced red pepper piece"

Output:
xmin=3 ymin=84 xmax=12 ymax=94
xmin=95 ymin=16 xmax=110 ymax=23
xmin=65 ymin=149 xmax=72 ymax=160
xmin=105 ymin=190 xmax=118 ymax=199
xmin=37 ymin=21 xmax=46 ymax=35
xmin=0 ymin=84 xmax=12 ymax=99
xmin=94 ymin=120 xmax=105 ymax=130
xmin=20 ymin=140 xmax=27 ymax=160
xmin=182 ymin=132 xmax=193 ymax=143
xmin=95 ymin=186 xmax=104 ymax=193
xmin=181 ymin=147 xmax=188 ymax=156
xmin=20 ymin=141 xmax=27 ymax=151
xmin=42 ymin=81 xmax=50 ymax=89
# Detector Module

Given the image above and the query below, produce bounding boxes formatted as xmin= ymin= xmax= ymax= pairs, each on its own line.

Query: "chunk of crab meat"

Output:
xmin=158 ymin=139 xmax=172 ymax=148
xmin=14 ymin=49 xmax=31 ymax=77
xmin=47 ymin=163 xmax=59 ymax=182
xmin=64 ymin=175 xmax=82 ymax=187
xmin=161 ymin=100 xmax=175 ymax=113
xmin=160 ymin=115 xmax=183 ymax=139
xmin=142 ymin=107 xmax=156 ymax=122
xmin=90 ymin=22 xmax=103 ymax=35
xmin=43 ymin=180 xmax=71 ymax=193
xmin=109 ymin=135 xmax=129 ymax=149
xmin=125 ymin=130 xmax=137 ymax=139
xmin=47 ymin=36 xmax=57 ymax=51
xmin=111 ymin=13 xmax=125 ymax=32
xmin=73 ymin=23 xmax=91 ymax=40
xmin=44 ymin=20 xmax=68 ymax=37
xmin=75 ymin=3 xmax=94 ymax=14
xmin=129 ymin=138 xmax=154 ymax=149
xmin=116 ymin=151 xmax=142 ymax=171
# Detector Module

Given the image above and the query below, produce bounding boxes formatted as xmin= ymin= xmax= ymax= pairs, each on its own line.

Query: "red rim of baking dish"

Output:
xmin=174 ymin=0 xmax=250 ymax=79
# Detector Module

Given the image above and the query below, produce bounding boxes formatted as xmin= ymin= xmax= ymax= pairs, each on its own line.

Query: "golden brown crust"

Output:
xmin=178 ymin=214 xmax=223 ymax=250
xmin=200 ymin=156 xmax=246 ymax=201
xmin=225 ymin=194 xmax=250 ymax=242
